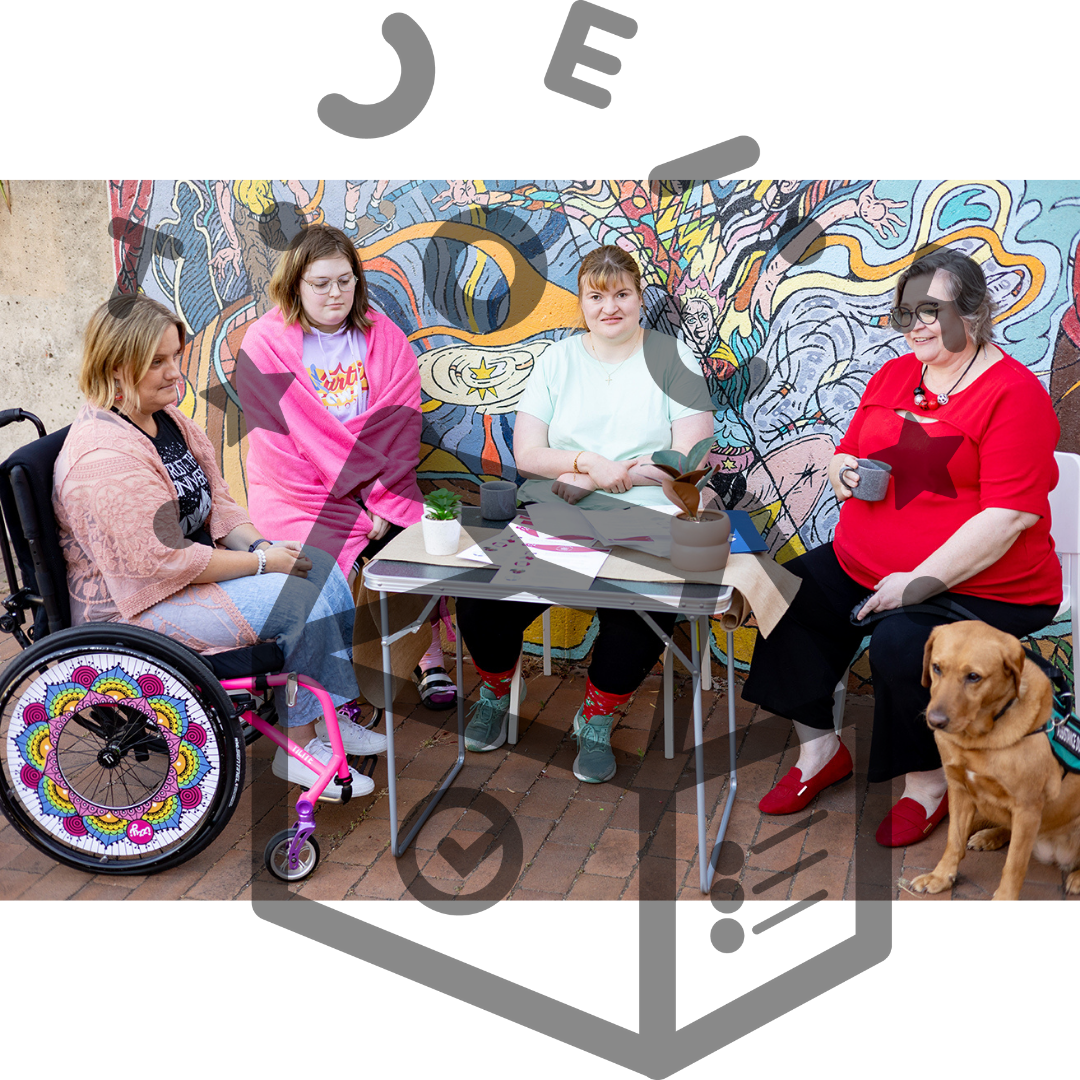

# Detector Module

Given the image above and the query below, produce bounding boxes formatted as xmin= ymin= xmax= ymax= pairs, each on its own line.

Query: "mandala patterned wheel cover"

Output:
xmin=6 ymin=652 xmax=221 ymax=859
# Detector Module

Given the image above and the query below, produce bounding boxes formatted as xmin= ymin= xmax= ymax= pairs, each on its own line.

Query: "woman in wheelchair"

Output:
xmin=52 ymin=293 xmax=381 ymax=800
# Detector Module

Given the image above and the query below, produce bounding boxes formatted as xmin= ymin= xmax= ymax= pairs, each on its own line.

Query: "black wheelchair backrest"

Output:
xmin=0 ymin=411 xmax=284 ymax=677
xmin=0 ymin=423 xmax=72 ymax=640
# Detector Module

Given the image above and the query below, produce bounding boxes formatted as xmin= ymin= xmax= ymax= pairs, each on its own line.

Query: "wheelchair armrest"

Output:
xmin=196 ymin=642 xmax=286 ymax=681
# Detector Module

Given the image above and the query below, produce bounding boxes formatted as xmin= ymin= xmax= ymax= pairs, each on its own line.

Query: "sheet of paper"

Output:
xmin=508 ymin=519 xmax=609 ymax=583
xmin=520 ymin=502 xmax=604 ymax=546
xmin=457 ymin=519 xmax=609 ymax=588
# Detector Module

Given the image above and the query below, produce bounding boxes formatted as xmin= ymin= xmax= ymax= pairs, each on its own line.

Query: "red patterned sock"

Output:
xmin=474 ymin=663 xmax=517 ymax=699
xmin=582 ymin=678 xmax=633 ymax=722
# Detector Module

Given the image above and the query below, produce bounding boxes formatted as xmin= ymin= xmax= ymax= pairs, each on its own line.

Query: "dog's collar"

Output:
xmin=991 ymin=697 xmax=1017 ymax=722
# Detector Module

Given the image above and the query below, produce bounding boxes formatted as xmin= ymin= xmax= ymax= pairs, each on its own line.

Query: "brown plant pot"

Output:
xmin=669 ymin=509 xmax=731 ymax=573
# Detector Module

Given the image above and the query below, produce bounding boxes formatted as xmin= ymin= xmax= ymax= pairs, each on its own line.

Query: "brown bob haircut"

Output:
xmin=269 ymin=224 xmax=372 ymax=332
xmin=894 ymin=246 xmax=996 ymax=348
xmin=575 ymin=244 xmax=644 ymax=328
xmin=79 ymin=294 xmax=186 ymax=414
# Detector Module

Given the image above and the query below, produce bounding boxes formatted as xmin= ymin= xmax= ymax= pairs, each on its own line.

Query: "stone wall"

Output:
xmin=0 ymin=180 xmax=113 ymax=460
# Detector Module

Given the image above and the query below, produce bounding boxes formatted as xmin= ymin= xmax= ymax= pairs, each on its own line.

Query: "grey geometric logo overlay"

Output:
xmin=317 ymin=13 xmax=435 ymax=139
xmin=104 ymin=170 xmax=895 ymax=1073
xmin=545 ymin=2 xmax=639 ymax=108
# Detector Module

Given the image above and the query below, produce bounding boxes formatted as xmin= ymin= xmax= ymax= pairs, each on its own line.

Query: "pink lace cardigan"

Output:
xmin=53 ymin=403 xmax=258 ymax=653
xmin=240 ymin=308 xmax=424 ymax=574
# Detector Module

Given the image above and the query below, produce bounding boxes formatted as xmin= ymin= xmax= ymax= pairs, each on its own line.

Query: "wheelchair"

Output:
xmin=0 ymin=408 xmax=362 ymax=882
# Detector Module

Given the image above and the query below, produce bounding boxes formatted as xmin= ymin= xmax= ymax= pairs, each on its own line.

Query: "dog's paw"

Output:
xmin=910 ymin=871 xmax=955 ymax=894
xmin=968 ymin=827 xmax=1010 ymax=851
xmin=1066 ymin=869 xmax=1080 ymax=896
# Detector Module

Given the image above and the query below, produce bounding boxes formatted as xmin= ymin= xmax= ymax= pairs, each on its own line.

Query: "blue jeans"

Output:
xmin=217 ymin=545 xmax=358 ymax=726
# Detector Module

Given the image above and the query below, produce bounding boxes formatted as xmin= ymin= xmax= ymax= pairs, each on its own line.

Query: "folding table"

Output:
xmin=363 ymin=513 xmax=742 ymax=894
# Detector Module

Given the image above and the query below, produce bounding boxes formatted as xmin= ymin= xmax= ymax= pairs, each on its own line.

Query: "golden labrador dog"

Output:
xmin=910 ymin=621 xmax=1080 ymax=901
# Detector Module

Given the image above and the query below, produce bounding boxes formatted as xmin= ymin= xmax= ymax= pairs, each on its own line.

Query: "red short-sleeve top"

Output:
xmin=834 ymin=351 xmax=1062 ymax=606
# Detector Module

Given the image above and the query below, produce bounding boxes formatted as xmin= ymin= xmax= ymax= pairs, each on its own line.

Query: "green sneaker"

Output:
xmin=572 ymin=709 xmax=617 ymax=783
xmin=464 ymin=682 xmax=525 ymax=752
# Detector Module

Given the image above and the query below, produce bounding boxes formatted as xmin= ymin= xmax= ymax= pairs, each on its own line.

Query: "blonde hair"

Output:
xmin=268 ymin=224 xmax=372 ymax=332
xmin=80 ymin=295 xmax=186 ymax=413
xmin=575 ymin=245 xmax=644 ymax=328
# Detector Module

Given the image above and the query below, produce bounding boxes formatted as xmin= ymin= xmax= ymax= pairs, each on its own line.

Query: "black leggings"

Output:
xmin=741 ymin=543 xmax=1057 ymax=782
xmin=455 ymin=598 xmax=679 ymax=695
xmin=354 ymin=522 xmax=406 ymax=568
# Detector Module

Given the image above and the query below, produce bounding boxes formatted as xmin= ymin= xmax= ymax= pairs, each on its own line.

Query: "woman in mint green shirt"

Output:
xmin=456 ymin=245 xmax=714 ymax=784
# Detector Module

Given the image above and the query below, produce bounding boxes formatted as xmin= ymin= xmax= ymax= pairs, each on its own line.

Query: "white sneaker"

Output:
xmin=315 ymin=705 xmax=388 ymax=756
xmin=272 ymin=738 xmax=375 ymax=800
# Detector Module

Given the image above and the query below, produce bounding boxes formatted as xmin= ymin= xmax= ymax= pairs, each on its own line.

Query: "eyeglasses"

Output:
xmin=889 ymin=302 xmax=940 ymax=331
xmin=301 ymin=274 xmax=357 ymax=295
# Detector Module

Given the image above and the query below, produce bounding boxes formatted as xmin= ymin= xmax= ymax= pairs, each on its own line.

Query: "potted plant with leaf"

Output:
xmin=651 ymin=436 xmax=730 ymax=572
xmin=421 ymin=487 xmax=463 ymax=556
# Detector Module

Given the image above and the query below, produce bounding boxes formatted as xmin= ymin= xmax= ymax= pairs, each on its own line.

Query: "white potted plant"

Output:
xmin=652 ymin=437 xmax=730 ymax=573
xmin=421 ymin=488 xmax=463 ymax=556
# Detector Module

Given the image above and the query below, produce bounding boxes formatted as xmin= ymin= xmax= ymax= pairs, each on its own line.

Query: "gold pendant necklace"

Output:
xmin=586 ymin=330 xmax=640 ymax=384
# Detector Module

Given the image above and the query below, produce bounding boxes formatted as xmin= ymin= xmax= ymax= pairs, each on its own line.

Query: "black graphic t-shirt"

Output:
xmin=117 ymin=409 xmax=214 ymax=546
xmin=152 ymin=411 xmax=213 ymax=545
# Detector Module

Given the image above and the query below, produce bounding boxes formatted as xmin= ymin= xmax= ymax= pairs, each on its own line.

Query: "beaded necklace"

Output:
xmin=913 ymin=345 xmax=981 ymax=411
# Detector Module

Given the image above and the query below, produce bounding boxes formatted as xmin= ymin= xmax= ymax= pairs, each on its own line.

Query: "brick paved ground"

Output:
xmin=1 ymin=613 xmax=1077 ymax=903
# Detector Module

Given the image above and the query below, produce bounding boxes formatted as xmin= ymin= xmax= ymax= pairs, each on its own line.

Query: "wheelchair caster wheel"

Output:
xmin=264 ymin=827 xmax=321 ymax=882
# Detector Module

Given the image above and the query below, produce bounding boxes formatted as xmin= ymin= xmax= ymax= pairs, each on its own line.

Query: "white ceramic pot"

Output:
xmin=421 ymin=512 xmax=462 ymax=556
xmin=669 ymin=509 xmax=731 ymax=573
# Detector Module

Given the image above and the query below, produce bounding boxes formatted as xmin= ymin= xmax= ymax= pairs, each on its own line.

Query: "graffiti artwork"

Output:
xmin=109 ymin=179 xmax=1080 ymax=680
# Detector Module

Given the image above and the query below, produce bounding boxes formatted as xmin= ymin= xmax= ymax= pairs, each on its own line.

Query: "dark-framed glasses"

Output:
xmin=889 ymin=302 xmax=940 ymax=331
xmin=302 ymin=274 xmax=357 ymax=295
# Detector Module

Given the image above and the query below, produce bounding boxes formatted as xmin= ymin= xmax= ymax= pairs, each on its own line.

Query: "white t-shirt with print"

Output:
xmin=303 ymin=323 xmax=369 ymax=422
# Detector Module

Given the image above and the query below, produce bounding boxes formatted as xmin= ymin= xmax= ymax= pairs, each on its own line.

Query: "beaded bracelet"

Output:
xmin=255 ymin=549 xmax=267 ymax=575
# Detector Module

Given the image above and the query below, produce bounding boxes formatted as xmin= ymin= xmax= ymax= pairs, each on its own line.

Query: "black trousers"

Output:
xmin=356 ymin=522 xmax=406 ymax=565
xmin=455 ymin=598 xmax=679 ymax=696
xmin=741 ymin=543 xmax=1057 ymax=782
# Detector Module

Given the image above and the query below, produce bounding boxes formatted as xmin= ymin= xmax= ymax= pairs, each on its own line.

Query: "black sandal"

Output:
xmin=415 ymin=665 xmax=458 ymax=710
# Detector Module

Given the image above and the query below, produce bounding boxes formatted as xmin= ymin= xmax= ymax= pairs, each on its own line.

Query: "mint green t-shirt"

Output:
xmin=516 ymin=331 xmax=713 ymax=510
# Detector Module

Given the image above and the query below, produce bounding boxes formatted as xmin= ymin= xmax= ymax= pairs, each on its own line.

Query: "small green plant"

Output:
xmin=424 ymin=487 xmax=462 ymax=520
xmin=651 ymin=436 xmax=717 ymax=520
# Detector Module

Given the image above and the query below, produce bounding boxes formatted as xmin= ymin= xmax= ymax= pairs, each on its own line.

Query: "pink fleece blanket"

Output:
xmin=240 ymin=308 xmax=423 ymax=574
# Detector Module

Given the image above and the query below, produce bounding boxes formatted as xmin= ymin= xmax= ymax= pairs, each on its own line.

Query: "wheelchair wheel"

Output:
xmin=0 ymin=624 xmax=245 ymax=875
xmin=264 ymin=826 xmax=320 ymax=882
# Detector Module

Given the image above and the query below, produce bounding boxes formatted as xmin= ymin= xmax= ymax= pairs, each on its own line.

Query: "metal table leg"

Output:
xmin=702 ymin=629 xmax=739 ymax=892
xmin=379 ymin=590 xmax=467 ymax=858
xmin=637 ymin=611 xmax=738 ymax=893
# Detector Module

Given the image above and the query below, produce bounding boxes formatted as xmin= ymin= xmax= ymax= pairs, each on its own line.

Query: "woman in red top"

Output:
xmin=742 ymin=247 xmax=1061 ymax=846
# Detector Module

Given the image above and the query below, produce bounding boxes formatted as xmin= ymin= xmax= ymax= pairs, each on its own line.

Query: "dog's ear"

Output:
xmin=1003 ymin=638 xmax=1025 ymax=700
xmin=921 ymin=626 xmax=940 ymax=687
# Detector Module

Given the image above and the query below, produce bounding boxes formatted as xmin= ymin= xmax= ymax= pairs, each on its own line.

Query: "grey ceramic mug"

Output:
xmin=844 ymin=458 xmax=892 ymax=501
xmin=480 ymin=480 xmax=518 ymax=520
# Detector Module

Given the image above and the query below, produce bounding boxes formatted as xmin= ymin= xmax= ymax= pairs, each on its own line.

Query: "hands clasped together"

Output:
xmin=551 ymin=451 xmax=658 ymax=504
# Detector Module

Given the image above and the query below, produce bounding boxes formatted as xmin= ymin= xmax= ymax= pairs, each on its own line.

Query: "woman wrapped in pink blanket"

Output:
xmin=240 ymin=225 xmax=457 ymax=714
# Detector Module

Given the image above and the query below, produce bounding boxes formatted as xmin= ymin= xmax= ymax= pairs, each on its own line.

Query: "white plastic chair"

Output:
xmin=506 ymin=610 xmax=711 ymax=757
xmin=830 ymin=449 xmax=1080 ymax=731
xmin=1047 ymin=450 xmax=1080 ymax=692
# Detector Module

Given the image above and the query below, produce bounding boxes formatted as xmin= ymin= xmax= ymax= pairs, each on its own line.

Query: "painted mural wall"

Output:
xmin=110 ymin=179 xmax=1080 ymax=683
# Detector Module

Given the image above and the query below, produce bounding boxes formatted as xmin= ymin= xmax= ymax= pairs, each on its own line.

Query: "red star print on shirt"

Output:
xmin=873 ymin=417 xmax=964 ymax=510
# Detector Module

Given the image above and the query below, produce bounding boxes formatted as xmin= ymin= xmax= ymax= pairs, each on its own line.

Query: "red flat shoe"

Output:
xmin=875 ymin=792 xmax=949 ymax=847
xmin=758 ymin=739 xmax=853 ymax=815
